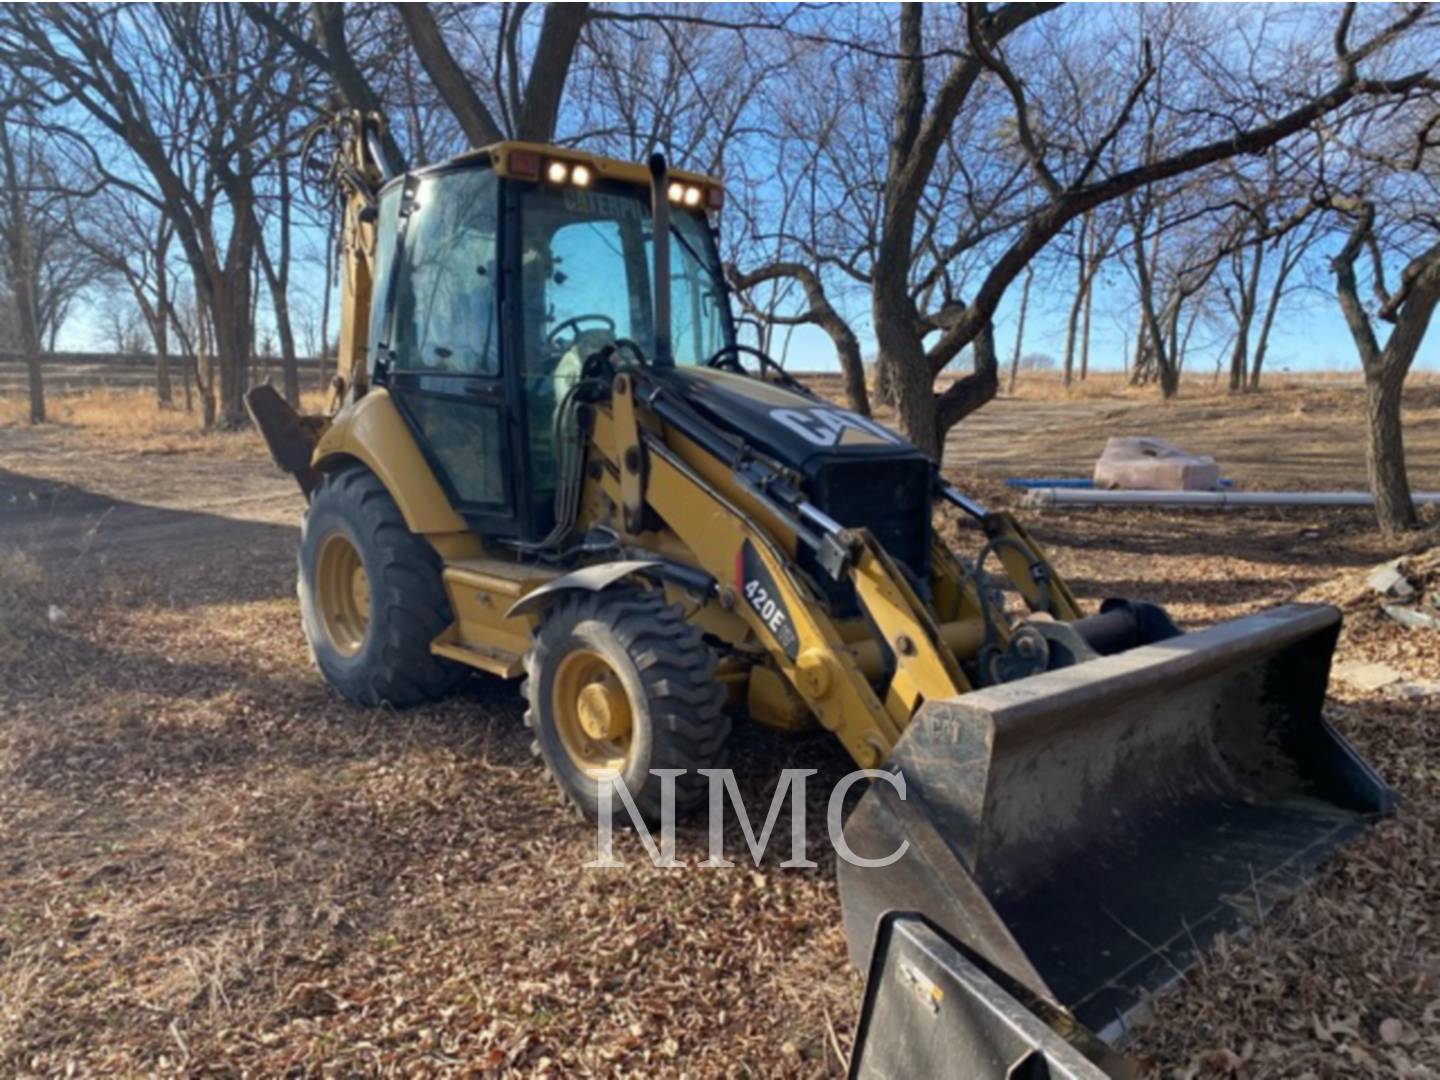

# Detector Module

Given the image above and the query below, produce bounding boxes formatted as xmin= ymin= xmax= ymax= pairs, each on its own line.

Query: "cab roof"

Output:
xmin=458 ymin=140 xmax=722 ymax=192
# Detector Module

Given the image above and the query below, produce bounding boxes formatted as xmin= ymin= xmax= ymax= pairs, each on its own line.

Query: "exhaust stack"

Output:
xmin=648 ymin=152 xmax=673 ymax=367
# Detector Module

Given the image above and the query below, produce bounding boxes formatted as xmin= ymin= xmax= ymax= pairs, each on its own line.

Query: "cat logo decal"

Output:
xmin=769 ymin=407 xmax=904 ymax=448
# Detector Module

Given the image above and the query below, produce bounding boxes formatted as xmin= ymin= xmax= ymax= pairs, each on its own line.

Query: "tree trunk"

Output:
xmin=837 ymin=335 xmax=870 ymax=418
xmin=198 ymin=312 xmax=218 ymax=430
xmin=1062 ymin=216 xmax=1088 ymax=387
xmin=153 ymin=232 xmax=173 ymax=407
xmin=888 ymin=336 xmax=940 ymax=457
xmin=1129 ymin=215 xmax=1177 ymax=398
xmin=182 ymin=347 xmax=192 ymax=413
xmin=23 ymin=340 xmax=44 ymax=424
xmin=212 ymin=292 xmax=251 ymax=428
xmin=15 ymin=271 xmax=44 ymax=423
xmin=1160 ymin=298 xmax=1187 ymax=395
xmin=935 ymin=322 xmax=999 ymax=445
xmin=318 ymin=204 xmax=336 ymax=391
xmin=1229 ymin=245 xmax=1263 ymax=393
xmin=1249 ymin=246 xmax=1293 ymax=391
xmin=193 ymin=257 xmax=248 ymax=430
xmin=259 ymin=238 xmax=299 ymax=406
xmin=154 ymin=315 xmax=172 ymax=407
xmin=1061 ymin=282 xmax=1083 ymax=388
xmin=872 ymin=353 xmax=896 ymax=409
xmin=14 ymin=264 xmax=45 ymax=424
xmin=1365 ymin=368 xmax=1417 ymax=534
xmin=1178 ymin=302 xmax=1201 ymax=377
xmin=270 ymin=146 xmax=300 ymax=405
xmin=206 ymin=181 xmax=257 ymax=429
xmin=1331 ymin=213 xmax=1439 ymax=535
xmin=1128 ymin=311 xmax=1146 ymax=378
xmin=1079 ymin=271 xmax=1094 ymax=381
xmin=1249 ymin=301 xmax=1278 ymax=392
xmin=1008 ymin=267 xmax=1032 ymax=394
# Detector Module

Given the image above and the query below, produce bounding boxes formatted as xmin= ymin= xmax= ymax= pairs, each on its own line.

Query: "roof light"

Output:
xmin=508 ymin=149 xmax=540 ymax=180
xmin=683 ymin=185 xmax=702 ymax=208
xmin=571 ymin=163 xmax=592 ymax=187
xmin=546 ymin=160 xmax=569 ymax=183
xmin=667 ymin=181 xmax=685 ymax=203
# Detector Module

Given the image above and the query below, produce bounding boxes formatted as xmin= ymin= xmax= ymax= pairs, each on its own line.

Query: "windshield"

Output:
xmin=517 ymin=181 xmax=732 ymax=371
xmin=518 ymin=179 xmax=733 ymax=506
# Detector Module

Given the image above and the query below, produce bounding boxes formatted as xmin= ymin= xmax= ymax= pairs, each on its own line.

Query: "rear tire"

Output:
xmin=298 ymin=466 xmax=464 ymax=706
xmin=524 ymin=588 xmax=730 ymax=823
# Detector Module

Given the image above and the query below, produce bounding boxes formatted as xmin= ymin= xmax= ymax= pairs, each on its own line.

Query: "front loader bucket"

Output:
xmin=839 ymin=603 xmax=1393 ymax=1051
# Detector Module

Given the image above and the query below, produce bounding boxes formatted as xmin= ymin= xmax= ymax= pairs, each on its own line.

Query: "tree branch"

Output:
xmin=395 ymin=3 xmax=505 ymax=147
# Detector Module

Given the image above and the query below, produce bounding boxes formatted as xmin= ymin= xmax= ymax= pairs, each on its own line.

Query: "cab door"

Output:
xmin=382 ymin=166 xmax=515 ymax=533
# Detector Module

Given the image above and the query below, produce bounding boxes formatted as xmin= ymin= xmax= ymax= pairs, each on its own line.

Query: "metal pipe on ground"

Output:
xmin=1023 ymin=488 xmax=1440 ymax=509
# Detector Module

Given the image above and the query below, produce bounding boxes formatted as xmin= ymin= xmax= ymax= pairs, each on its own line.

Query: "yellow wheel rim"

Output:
xmin=316 ymin=532 xmax=370 ymax=657
xmin=552 ymin=648 xmax=634 ymax=779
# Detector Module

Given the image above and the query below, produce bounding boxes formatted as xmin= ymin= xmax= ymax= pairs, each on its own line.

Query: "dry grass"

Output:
xmin=0 ymin=387 xmax=328 ymax=458
xmin=1 ymin=381 xmax=1438 ymax=1076
xmin=0 ymin=550 xmax=51 ymax=667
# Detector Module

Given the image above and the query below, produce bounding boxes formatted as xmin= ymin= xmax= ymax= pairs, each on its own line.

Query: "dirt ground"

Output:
xmin=1 ymin=380 xmax=1438 ymax=1077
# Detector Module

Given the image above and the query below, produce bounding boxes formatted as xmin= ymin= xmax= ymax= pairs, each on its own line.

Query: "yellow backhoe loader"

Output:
xmin=249 ymin=112 xmax=1393 ymax=1077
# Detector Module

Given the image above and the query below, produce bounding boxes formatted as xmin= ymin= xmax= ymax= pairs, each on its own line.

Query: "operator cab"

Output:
xmin=366 ymin=143 xmax=736 ymax=542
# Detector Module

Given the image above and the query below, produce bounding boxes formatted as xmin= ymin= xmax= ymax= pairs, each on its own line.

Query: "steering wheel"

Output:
xmin=547 ymin=313 xmax=616 ymax=353
xmin=704 ymin=344 xmax=809 ymax=393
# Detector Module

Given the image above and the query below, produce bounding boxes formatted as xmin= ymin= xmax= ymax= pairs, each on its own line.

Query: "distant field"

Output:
xmin=0 ymin=351 xmax=326 ymax=397
xmin=802 ymin=370 xmax=1440 ymax=491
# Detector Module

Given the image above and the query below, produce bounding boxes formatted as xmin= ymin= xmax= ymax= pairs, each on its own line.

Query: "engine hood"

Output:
xmin=651 ymin=366 xmax=926 ymax=476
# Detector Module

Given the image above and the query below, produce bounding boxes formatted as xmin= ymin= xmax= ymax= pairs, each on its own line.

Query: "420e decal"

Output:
xmin=736 ymin=541 xmax=800 ymax=660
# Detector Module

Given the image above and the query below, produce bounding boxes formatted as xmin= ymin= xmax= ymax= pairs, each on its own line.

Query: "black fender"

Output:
xmin=505 ymin=560 xmax=663 ymax=620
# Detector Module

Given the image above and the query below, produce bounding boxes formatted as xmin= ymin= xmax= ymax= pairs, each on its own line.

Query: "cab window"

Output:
xmin=390 ymin=169 xmax=500 ymax=375
xmin=367 ymin=185 xmax=400 ymax=371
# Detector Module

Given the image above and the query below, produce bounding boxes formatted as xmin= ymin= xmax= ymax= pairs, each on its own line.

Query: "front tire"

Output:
xmin=524 ymin=588 xmax=730 ymax=823
xmin=298 ymin=466 xmax=463 ymax=706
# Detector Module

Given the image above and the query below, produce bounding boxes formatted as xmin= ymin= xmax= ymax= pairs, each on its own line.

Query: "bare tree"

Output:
xmin=1061 ymin=211 xmax=1122 ymax=386
xmin=727 ymin=3 xmax=1436 ymax=455
xmin=255 ymin=3 xmax=592 ymax=168
xmin=0 ymin=71 xmax=100 ymax=422
xmin=0 ymin=4 xmax=311 ymax=428
xmin=255 ymin=73 xmax=309 ymax=408
xmin=1315 ymin=59 xmax=1440 ymax=538
xmin=97 ymin=291 xmax=149 ymax=355
xmin=1123 ymin=177 xmax=1232 ymax=397
xmin=76 ymin=191 xmax=180 ymax=406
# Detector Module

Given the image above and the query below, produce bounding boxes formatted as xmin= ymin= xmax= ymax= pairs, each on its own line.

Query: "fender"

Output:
xmin=311 ymin=388 xmax=467 ymax=536
xmin=505 ymin=560 xmax=662 ymax=620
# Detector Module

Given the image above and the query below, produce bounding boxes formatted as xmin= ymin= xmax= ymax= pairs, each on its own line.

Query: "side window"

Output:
xmin=391 ymin=169 xmax=499 ymax=375
xmin=644 ymin=217 xmax=729 ymax=366
xmin=367 ymin=186 xmax=400 ymax=370
xmin=670 ymin=232 xmax=704 ymax=365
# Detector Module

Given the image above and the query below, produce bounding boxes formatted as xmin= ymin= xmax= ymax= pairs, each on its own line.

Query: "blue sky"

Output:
xmin=61 ymin=213 xmax=1437 ymax=376
xmin=763 ymin=264 xmax=1440 ymax=377
xmin=52 ymin=3 xmax=1439 ymax=380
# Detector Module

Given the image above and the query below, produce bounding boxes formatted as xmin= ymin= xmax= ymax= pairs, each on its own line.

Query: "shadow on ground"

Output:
xmin=0 ymin=467 xmax=299 ymax=607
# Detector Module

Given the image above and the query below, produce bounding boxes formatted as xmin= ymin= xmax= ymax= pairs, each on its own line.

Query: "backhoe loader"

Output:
xmin=249 ymin=112 xmax=1393 ymax=1077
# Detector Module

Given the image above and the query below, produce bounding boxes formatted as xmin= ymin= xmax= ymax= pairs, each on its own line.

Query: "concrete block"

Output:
xmin=1093 ymin=437 xmax=1220 ymax=491
xmin=1366 ymin=560 xmax=1417 ymax=601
